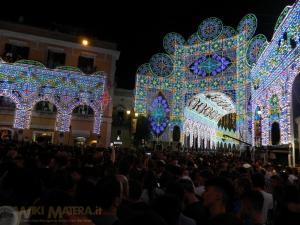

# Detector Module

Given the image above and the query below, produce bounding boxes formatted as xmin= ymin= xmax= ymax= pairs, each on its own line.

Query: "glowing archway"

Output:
xmin=183 ymin=91 xmax=237 ymax=148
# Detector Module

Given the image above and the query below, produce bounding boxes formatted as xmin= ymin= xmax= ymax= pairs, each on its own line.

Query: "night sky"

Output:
xmin=0 ymin=0 xmax=296 ymax=89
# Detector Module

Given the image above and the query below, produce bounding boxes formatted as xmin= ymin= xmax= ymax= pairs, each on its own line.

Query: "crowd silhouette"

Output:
xmin=0 ymin=140 xmax=299 ymax=225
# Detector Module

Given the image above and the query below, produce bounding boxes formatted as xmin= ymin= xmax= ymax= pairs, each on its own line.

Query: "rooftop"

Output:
xmin=0 ymin=20 xmax=117 ymax=50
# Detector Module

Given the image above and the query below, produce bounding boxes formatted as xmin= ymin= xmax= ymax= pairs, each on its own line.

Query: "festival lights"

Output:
xmin=0 ymin=59 xmax=106 ymax=134
xmin=134 ymin=1 xmax=300 ymax=148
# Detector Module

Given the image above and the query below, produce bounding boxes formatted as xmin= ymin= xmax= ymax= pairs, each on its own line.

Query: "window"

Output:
xmin=35 ymin=101 xmax=57 ymax=113
xmin=78 ymin=56 xmax=95 ymax=74
xmin=47 ymin=50 xmax=66 ymax=69
xmin=73 ymin=105 xmax=94 ymax=116
xmin=3 ymin=43 xmax=29 ymax=62
xmin=0 ymin=96 xmax=15 ymax=109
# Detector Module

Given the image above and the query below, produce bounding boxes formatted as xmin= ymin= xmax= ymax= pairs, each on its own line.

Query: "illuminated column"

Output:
xmin=93 ymin=111 xmax=103 ymax=135
xmin=190 ymin=129 xmax=193 ymax=148
xmin=56 ymin=112 xmax=72 ymax=132
xmin=261 ymin=117 xmax=268 ymax=146
xmin=197 ymin=125 xmax=201 ymax=148
xmin=14 ymin=109 xmax=31 ymax=129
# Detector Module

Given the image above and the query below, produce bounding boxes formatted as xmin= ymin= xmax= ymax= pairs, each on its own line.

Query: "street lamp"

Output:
xmin=134 ymin=112 xmax=139 ymax=118
xmin=126 ymin=110 xmax=131 ymax=115
xmin=82 ymin=39 xmax=89 ymax=46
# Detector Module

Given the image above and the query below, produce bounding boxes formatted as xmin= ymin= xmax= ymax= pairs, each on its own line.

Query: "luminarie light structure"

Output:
xmin=134 ymin=0 xmax=300 ymax=154
xmin=0 ymin=59 xmax=106 ymax=134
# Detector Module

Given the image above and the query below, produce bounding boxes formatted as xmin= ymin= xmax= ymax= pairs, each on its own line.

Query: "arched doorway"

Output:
xmin=71 ymin=105 xmax=94 ymax=146
xmin=184 ymin=91 xmax=236 ymax=151
xmin=172 ymin=125 xmax=181 ymax=142
xmin=31 ymin=101 xmax=57 ymax=144
xmin=271 ymin=122 xmax=280 ymax=145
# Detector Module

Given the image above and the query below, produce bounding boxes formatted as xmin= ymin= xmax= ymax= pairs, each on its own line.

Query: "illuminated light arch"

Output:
xmin=0 ymin=59 xmax=106 ymax=134
xmin=184 ymin=91 xmax=236 ymax=148
xmin=30 ymin=96 xmax=62 ymax=112
xmin=135 ymin=13 xmax=252 ymax=145
xmin=0 ymin=91 xmax=30 ymax=129
xmin=29 ymin=97 xmax=62 ymax=131
xmin=70 ymin=102 xmax=102 ymax=134
xmin=0 ymin=90 xmax=22 ymax=109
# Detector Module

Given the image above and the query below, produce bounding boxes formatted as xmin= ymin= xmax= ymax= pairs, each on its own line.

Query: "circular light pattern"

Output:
xmin=237 ymin=14 xmax=257 ymax=40
xmin=137 ymin=63 xmax=152 ymax=76
xmin=221 ymin=26 xmax=237 ymax=38
xmin=198 ymin=17 xmax=223 ymax=41
xmin=187 ymin=33 xmax=202 ymax=46
xmin=150 ymin=53 xmax=174 ymax=77
xmin=246 ymin=34 xmax=267 ymax=66
xmin=163 ymin=32 xmax=185 ymax=55
xmin=149 ymin=94 xmax=170 ymax=136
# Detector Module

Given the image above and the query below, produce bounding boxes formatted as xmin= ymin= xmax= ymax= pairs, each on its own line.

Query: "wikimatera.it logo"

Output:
xmin=0 ymin=205 xmax=102 ymax=224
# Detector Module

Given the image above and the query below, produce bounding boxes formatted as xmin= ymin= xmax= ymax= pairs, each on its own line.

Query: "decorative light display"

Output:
xmin=246 ymin=34 xmax=268 ymax=66
xmin=189 ymin=54 xmax=231 ymax=77
xmin=149 ymin=93 xmax=170 ymax=136
xmin=187 ymin=33 xmax=202 ymax=46
xmin=274 ymin=6 xmax=292 ymax=33
xmin=269 ymin=94 xmax=280 ymax=121
xmin=149 ymin=53 xmax=174 ymax=77
xmin=0 ymin=60 xmax=106 ymax=134
xmin=221 ymin=26 xmax=237 ymax=39
xmin=237 ymin=14 xmax=257 ymax=40
xmin=163 ymin=32 xmax=185 ymax=55
xmin=135 ymin=13 xmax=254 ymax=146
xmin=135 ymin=1 xmax=300 ymax=150
xmin=198 ymin=17 xmax=223 ymax=41
xmin=251 ymin=0 xmax=300 ymax=147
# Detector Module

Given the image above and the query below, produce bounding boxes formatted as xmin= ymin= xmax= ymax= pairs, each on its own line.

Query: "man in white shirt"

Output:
xmin=252 ymin=173 xmax=273 ymax=225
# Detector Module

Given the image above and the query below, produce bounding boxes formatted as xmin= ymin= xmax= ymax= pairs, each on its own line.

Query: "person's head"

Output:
xmin=203 ymin=177 xmax=234 ymax=212
xmin=233 ymin=177 xmax=253 ymax=197
xmin=96 ymin=176 xmax=121 ymax=211
xmin=252 ymin=173 xmax=265 ymax=190
xmin=193 ymin=169 xmax=213 ymax=186
xmin=178 ymin=178 xmax=195 ymax=194
xmin=241 ymin=190 xmax=264 ymax=222
xmin=270 ymin=175 xmax=282 ymax=189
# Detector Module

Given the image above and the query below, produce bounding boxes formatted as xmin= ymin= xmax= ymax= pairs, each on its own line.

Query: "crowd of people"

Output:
xmin=0 ymin=140 xmax=299 ymax=225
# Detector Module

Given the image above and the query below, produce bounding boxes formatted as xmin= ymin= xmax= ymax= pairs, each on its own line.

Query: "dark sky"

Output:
xmin=0 ymin=0 xmax=296 ymax=89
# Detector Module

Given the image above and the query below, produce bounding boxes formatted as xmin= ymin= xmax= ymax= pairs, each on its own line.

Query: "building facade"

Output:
xmin=111 ymin=88 xmax=135 ymax=148
xmin=0 ymin=21 xmax=120 ymax=147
